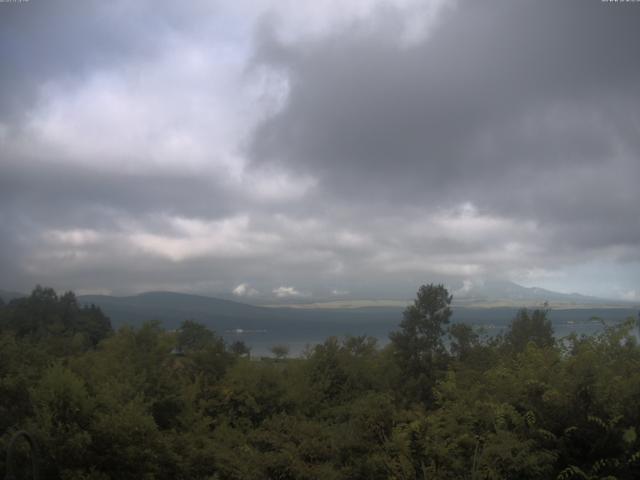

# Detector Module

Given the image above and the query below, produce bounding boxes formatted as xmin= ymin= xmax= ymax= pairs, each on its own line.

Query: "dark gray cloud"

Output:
xmin=0 ymin=159 xmax=241 ymax=227
xmin=248 ymin=0 xmax=640 ymax=271
xmin=1 ymin=0 xmax=639 ymax=299
xmin=251 ymin=0 xmax=640 ymax=196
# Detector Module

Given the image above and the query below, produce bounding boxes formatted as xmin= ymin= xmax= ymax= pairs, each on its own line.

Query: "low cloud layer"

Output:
xmin=1 ymin=0 xmax=639 ymax=300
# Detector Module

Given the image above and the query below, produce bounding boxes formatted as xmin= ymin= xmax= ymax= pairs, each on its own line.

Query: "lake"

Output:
xmin=222 ymin=306 xmax=640 ymax=357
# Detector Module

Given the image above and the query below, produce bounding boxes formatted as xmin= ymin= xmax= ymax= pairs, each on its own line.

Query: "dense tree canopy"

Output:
xmin=0 ymin=286 xmax=112 ymax=349
xmin=504 ymin=308 xmax=554 ymax=352
xmin=1 ymin=285 xmax=640 ymax=479
xmin=389 ymin=284 xmax=453 ymax=403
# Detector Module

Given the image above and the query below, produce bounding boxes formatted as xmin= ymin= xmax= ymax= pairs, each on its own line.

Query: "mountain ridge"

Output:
xmin=3 ymin=280 xmax=636 ymax=310
xmin=449 ymin=280 xmax=613 ymax=307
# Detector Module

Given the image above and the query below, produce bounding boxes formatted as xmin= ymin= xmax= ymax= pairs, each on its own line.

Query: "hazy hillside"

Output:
xmin=78 ymin=291 xmax=403 ymax=330
xmin=451 ymin=280 xmax=619 ymax=307
xmin=0 ymin=289 xmax=25 ymax=303
xmin=79 ymin=291 xmax=290 ymax=330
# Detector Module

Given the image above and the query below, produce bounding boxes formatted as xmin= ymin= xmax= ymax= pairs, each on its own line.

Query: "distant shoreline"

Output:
xmin=261 ymin=299 xmax=639 ymax=310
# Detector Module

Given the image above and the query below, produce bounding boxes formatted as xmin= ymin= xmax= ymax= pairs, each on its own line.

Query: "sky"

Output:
xmin=1 ymin=0 xmax=639 ymax=302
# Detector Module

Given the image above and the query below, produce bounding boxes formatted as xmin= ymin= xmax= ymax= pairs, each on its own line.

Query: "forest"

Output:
xmin=1 ymin=284 xmax=639 ymax=480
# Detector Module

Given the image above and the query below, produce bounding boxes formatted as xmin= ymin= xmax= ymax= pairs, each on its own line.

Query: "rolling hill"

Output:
xmin=0 ymin=289 xmax=25 ymax=303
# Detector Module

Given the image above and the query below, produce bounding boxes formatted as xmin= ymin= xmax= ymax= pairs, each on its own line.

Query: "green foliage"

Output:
xmin=270 ymin=344 xmax=290 ymax=360
xmin=177 ymin=319 xmax=216 ymax=353
xmin=389 ymin=284 xmax=453 ymax=404
xmin=2 ymin=285 xmax=640 ymax=479
xmin=0 ymin=285 xmax=112 ymax=350
xmin=448 ymin=322 xmax=480 ymax=360
xmin=229 ymin=340 xmax=250 ymax=358
xmin=505 ymin=307 xmax=555 ymax=352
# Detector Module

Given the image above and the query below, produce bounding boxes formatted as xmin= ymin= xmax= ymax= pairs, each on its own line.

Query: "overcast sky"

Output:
xmin=1 ymin=0 xmax=639 ymax=301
